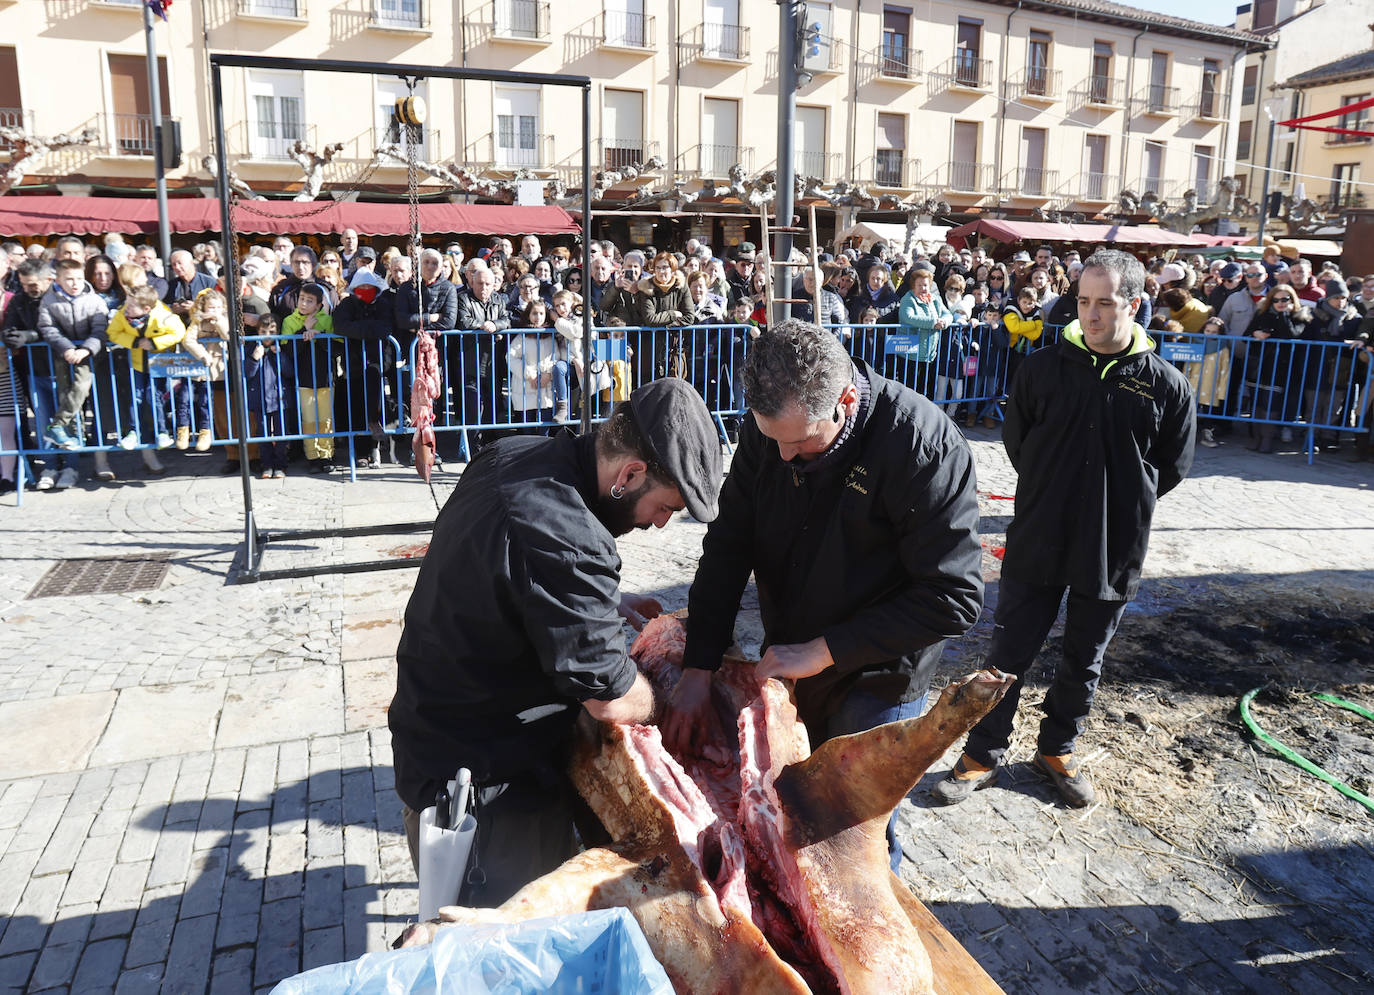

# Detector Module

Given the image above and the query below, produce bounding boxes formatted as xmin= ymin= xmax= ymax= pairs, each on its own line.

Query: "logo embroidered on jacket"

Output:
xmin=845 ymin=465 xmax=869 ymax=495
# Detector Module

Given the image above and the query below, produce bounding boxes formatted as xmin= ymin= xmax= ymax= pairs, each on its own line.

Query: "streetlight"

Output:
xmin=1255 ymin=97 xmax=1286 ymax=243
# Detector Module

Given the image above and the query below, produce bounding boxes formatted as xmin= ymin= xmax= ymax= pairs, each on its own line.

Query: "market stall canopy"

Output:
xmin=836 ymin=220 xmax=951 ymax=254
xmin=1272 ymin=237 xmax=1343 ymax=259
xmin=945 ymin=218 xmax=1215 ymax=250
xmin=0 ymin=196 xmax=581 ymax=238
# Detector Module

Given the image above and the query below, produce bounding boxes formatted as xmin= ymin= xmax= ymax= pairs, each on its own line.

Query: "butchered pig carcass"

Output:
xmin=400 ymin=615 xmax=1012 ymax=994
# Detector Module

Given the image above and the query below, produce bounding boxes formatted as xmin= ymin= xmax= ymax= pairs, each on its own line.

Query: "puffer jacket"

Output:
xmin=636 ymin=273 xmax=692 ymax=327
xmin=106 ymin=301 xmax=186 ymax=372
xmin=37 ymin=282 xmax=110 ymax=356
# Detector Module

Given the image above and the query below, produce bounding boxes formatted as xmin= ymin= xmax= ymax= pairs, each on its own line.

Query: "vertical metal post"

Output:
xmin=1256 ymin=110 xmax=1277 ymax=243
xmin=772 ymin=0 xmax=798 ymax=326
xmin=211 ymin=63 xmax=260 ymax=581
xmin=580 ymin=83 xmax=593 ymax=433
xmin=143 ymin=2 xmax=173 ymax=266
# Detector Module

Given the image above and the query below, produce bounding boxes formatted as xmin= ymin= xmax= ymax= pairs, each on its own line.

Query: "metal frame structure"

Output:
xmin=208 ymin=53 xmax=593 ymax=583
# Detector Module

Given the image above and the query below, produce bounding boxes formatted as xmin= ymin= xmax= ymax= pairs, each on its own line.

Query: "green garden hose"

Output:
xmin=1239 ymin=687 xmax=1374 ymax=815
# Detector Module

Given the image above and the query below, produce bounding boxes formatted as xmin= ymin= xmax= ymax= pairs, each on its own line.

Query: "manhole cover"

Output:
xmin=27 ymin=554 xmax=172 ymax=599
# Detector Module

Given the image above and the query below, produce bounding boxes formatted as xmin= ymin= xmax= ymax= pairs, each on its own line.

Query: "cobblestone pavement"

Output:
xmin=1 ymin=430 xmax=1372 ymax=994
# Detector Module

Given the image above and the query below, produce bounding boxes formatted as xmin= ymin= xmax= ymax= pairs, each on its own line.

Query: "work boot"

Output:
xmin=1033 ymin=751 xmax=1095 ymax=808
xmin=553 ymin=400 xmax=569 ymax=424
xmin=1198 ymin=427 xmax=1218 ymax=448
xmin=195 ymin=429 xmax=213 ymax=452
xmin=176 ymin=426 xmax=190 ymax=450
xmin=930 ymin=754 xmax=998 ymax=806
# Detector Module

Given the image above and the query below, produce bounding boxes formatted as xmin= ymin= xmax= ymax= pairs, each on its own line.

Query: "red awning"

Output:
xmin=0 ymin=195 xmax=581 ymax=238
xmin=944 ymin=218 xmax=1215 ymax=251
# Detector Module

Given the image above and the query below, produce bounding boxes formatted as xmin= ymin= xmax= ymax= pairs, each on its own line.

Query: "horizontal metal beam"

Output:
xmin=208 ymin=53 xmax=591 ymax=89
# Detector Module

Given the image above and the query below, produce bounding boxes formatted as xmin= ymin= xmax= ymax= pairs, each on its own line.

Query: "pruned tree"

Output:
xmin=0 ymin=126 xmax=99 ymax=196
xmin=290 ymin=140 xmax=344 ymax=202
xmin=201 ymin=154 xmax=263 ymax=200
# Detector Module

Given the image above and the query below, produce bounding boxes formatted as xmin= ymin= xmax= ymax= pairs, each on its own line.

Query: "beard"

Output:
xmin=592 ymin=479 xmax=653 ymax=537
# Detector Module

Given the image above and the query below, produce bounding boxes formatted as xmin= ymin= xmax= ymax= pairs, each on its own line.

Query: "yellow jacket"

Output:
xmin=1002 ymin=306 xmax=1043 ymax=352
xmin=106 ymin=302 xmax=187 ymax=373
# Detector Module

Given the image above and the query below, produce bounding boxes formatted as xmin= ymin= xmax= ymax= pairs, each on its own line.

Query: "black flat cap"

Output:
xmin=628 ymin=378 xmax=722 ymax=522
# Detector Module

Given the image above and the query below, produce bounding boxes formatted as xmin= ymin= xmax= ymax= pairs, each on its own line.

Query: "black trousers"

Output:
xmin=965 ymin=576 xmax=1128 ymax=768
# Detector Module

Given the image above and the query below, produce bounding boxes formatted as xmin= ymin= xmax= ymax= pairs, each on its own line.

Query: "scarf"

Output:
xmin=793 ymin=362 xmax=872 ymax=478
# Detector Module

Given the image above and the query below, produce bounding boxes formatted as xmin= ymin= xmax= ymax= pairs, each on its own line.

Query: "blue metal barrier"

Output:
xmin=4 ymin=319 xmax=1372 ymax=504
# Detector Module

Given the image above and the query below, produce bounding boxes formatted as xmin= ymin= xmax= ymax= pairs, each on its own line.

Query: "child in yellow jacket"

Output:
xmin=281 ymin=283 xmax=337 ymax=469
xmin=1001 ymin=286 xmax=1044 ymax=354
xmin=106 ymin=285 xmax=186 ymax=454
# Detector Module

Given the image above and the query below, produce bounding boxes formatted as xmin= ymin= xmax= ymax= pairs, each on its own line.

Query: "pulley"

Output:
xmin=395 ymin=95 xmax=427 ymax=127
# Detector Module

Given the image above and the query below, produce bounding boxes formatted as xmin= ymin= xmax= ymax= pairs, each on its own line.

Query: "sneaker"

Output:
xmin=175 ymin=426 xmax=190 ymax=450
xmin=1032 ymin=751 xmax=1095 ymax=808
xmin=36 ymin=468 xmax=57 ymax=491
xmin=553 ymin=401 xmax=569 ymax=424
xmin=1199 ymin=428 xmax=1219 ymax=448
xmin=54 ymin=467 xmax=79 ymax=490
xmin=271 ymin=468 xmax=286 ymax=479
xmin=43 ymin=424 xmax=77 ymax=450
xmin=930 ymin=754 xmax=999 ymax=806
xmin=260 ymin=469 xmax=273 ymax=480
xmin=195 ymin=429 xmax=213 ymax=452
xmin=92 ymin=450 xmax=116 ymax=482
xmin=118 ymin=431 xmax=139 ymax=451
xmin=156 ymin=432 xmax=175 ymax=450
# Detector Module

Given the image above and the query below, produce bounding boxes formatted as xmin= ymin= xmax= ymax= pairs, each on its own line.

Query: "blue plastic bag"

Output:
xmin=270 ymin=908 xmax=674 ymax=995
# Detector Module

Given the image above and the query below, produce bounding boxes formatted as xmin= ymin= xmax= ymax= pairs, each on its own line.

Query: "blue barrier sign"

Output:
xmin=884 ymin=334 xmax=923 ymax=356
xmin=1161 ymin=340 xmax=1207 ymax=363
xmin=148 ymin=353 xmax=209 ymax=380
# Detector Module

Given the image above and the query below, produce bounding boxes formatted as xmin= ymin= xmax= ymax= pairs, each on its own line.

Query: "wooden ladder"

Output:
xmin=760 ymin=202 xmax=824 ymax=321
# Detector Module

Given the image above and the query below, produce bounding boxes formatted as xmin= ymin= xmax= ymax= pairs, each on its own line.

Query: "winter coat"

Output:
xmin=2 ymin=291 xmax=54 ymax=379
xmin=243 ymin=342 xmax=295 ymax=414
xmin=453 ymin=287 xmax=512 ymax=333
xmin=683 ymin=360 xmax=984 ymax=733
xmin=1165 ymin=298 xmax=1214 ymax=336
xmin=396 ymin=277 xmax=459 ymax=332
xmin=847 ymin=282 xmax=900 ymax=324
xmin=636 ymin=273 xmax=692 ymax=327
xmin=105 ymin=301 xmax=186 ymax=373
xmin=1001 ymin=322 xmax=1195 ymax=601
xmin=163 ymin=271 xmax=216 ymax=311
xmin=1305 ymin=298 xmax=1361 ymax=388
xmin=281 ymin=311 xmax=337 ymax=389
xmin=897 ymin=291 xmax=952 ymax=363
xmin=1002 ymin=302 xmax=1043 ymax=353
xmin=506 ymin=328 xmax=559 ymax=412
xmin=37 ymin=282 xmax=110 ymax=356
xmin=390 ymin=430 xmax=637 ymax=808
xmin=1244 ymin=305 xmax=1310 ymax=389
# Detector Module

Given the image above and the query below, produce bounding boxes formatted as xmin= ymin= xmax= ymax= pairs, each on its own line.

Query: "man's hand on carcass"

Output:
xmin=757 ymin=637 xmax=834 ymax=682
xmin=662 ymin=667 xmax=714 ymax=754
xmin=616 ymin=592 xmax=663 ymax=631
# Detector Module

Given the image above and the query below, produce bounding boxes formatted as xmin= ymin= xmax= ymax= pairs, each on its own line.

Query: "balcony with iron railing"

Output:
xmin=1008 ymin=66 xmax=1061 ymax=102
xmin=1003 ymin=167 xmax=1058 ymax=198
xmin=105 ymin=113 xmax=179 ymax=158
xmin=1072 ymin=74 xmax=1125 ymax=109
xmin=237 ymin=0 xmax=306 ymax=18
xmin=935 ymin=160 xmax=996 ymax=193
xmin=679 ymin=23 xmax=750 ymax=64
xmin=472 ymin=131 xmax=555 ymax=170
xmin=874 ymin=41 xmax=922 ymax=83
xmin=370 ymin=0 xmax=430 ymax=32
xmin=1189 ymin=91 xmax=1229 ymax=121
xmin=1242 ymin=83 xmax=1257 ymax=105
xmin=245 ymin=121 xmax=318 ymax=162
xmin=1124 ymin=177 xmax=1179 ymax=203
xmin=1133 ymin=83 xmax=1180 ymax=117
xmin=796 ymin=150 xmax=841 ymax=181
xmin=599 ymin=9 xmax=655 ymax=50
xmin=493 ymin=0 xmax=550 ymax=42
xmin=676 ymin=143 xmax=754 ymax=178
xmin=935 ymin=53 xmax=992 ymax=91
xmin=1325 ymin=120 xmax=1371 ymax=146
xmin=1318 ymin=191 xmax=1366 ymax=211
xmin=596 ymin=138 xmax=661 ymax=171
xmin=0 ymin=108 xmax=35 ymax=151
xmin=1061 ymin=171 xmax=1117 ymax=202
xmin=866 ymin=153 xmax=920 ymax=188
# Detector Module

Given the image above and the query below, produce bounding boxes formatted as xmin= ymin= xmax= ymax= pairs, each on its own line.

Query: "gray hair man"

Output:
xmin=664 ymin=317 xmax=983 ymax=871
xmin=933 ymin=249 xmax=1195 ymax=809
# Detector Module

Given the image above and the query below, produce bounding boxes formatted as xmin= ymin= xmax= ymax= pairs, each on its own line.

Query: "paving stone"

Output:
xmin=0 ymin=693 xmax=116 ymax=781
xmin=70 ymin=938 xmax=126 ymax=995
xmin=27 ymin=940 xmax=85 ymax=992
xmin=0 ymin=951 xmax=38 ymax=995
xmin=114 ymin=963 xmax=163 ymax=995
xmin=162 ymin=913 xmax=217 ymax=995
xmin=208 ymin=947 xmax=255 ymax=995
xmin=0 ymin=874 xmax=65 ymax=955
xmin=254 ymin=898 xmax=301 ymax=990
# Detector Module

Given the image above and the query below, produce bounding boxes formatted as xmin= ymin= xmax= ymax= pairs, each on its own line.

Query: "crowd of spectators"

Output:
xmin=1 ymin=227 xmax=1372 ymax=496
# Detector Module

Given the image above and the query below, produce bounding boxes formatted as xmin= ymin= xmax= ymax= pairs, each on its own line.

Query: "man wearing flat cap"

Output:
xmin=663 ymin=318 xmax=984 ymax=870
xmin=389 ymin=378 xmax=722 ymax=907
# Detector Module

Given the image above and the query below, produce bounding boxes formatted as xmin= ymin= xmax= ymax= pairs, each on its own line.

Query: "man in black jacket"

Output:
xmin=333 ymin=270 xmax=399 ymax=467
xmin=451 ymin=263 xmax=510 ymax=436
xmin=390 ymin=378 xmax=722 ymax=907
xmin=933 ymin=249 xmax=1195 ymax=809
xmin=663 ymin=318 xmax=984 ymax=870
